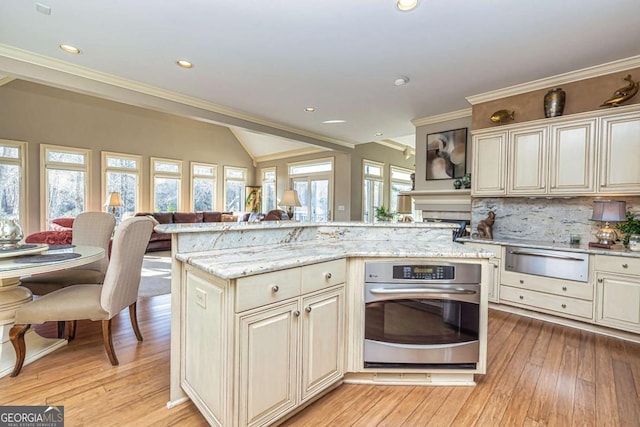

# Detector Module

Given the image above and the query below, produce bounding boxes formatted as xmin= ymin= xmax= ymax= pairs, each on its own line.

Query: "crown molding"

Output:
xmin=374 ymin=139 xmax=415 ymax=156
xmin=466 ymin=55 xmax=640 ymax=105
xmin=0 ymin=44 xmax=355 ymax=150
xmin=0 ymin=74 xmax=15 ymax=86
xmin=412 ymin=108 xmax=472 ymax=127
xmin=254 ymin=147 xmax=327 ymax=163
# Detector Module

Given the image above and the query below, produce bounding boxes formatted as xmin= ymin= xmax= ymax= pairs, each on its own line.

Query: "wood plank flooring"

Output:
xmin=1 ymin=295 xmax=639 ymax=426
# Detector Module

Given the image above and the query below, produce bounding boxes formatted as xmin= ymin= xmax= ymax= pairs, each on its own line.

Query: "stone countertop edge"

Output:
xmin=458 ymin=237 xmax=640 ymax=259
xmin=176 ymin=240 xmax=494 ymax=280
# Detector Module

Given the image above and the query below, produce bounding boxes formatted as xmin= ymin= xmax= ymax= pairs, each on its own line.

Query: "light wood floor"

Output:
xmin=2 ymin=295 xmax=639 ymax=426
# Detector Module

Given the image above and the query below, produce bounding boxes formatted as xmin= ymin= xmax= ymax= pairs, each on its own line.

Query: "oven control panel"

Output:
xmin=392 ymin=265 xmax=455 ymax=280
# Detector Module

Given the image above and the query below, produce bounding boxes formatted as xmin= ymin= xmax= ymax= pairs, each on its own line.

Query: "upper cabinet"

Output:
xmin=471 ymin=105 xmax=637 ymax=197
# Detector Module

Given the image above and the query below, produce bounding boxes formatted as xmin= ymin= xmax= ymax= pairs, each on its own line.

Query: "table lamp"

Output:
xmin=590 ymin=200 xmax=626 ymax=247
xmin=104 ymin=191 xmax=124 ymax=215
xmin=397 ymin=194 xmax=413 ymax=222
xmin=280 ymin=190 xmax=301 ymax=220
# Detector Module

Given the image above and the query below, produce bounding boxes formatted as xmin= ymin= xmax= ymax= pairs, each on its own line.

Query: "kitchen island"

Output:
xmin=159 ymin=221 xmax=494 ymax=426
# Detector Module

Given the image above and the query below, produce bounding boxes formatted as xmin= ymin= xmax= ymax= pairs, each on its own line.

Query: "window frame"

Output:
xmin=362 ymin=159 xmax=385 ymax=222
xmin=287 ymin=157 xmax=334 ymax=222
xmin=223 ymin=166 xmax=247 ymax=212
xmin=0 ymin=139 xmax=27 ymax=226
xmin=260 ymin=166 xmax=277 ymax=213
xmin=389 ymin=165 xmax=414 ymax=213
xmin=101 ymin=151 xmax=142 ymax=219
xmin=190 ymin=161 xmax=217 ymax=212
xmin=40 ymin=144 xmax=91 ymax=230
xmin=150 ymin=157 xmax=183 ymax=212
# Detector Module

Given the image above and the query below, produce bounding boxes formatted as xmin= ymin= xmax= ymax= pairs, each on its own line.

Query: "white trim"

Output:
xmin=260 ymin=166 xmax=277 ymax=212
xmin=223 ymin=166 xmax=247 ymax=212
xmin=466 ymin=55 xmax=640 ymax=105
xmin=150 ymin=157 xmax=183 ymax=212
xmin=0 ymin=75 xmax=15 ymax=86
xmin=0 ymin=139 xmax=27 ymax=228
xmin=254 ymin=146 xmax=326 ymax=163
xmin=374 ymin=139 xmax=416 ymax=156
xmin=412 ymin=108 xmax=472 ymax=127
xmin=101 ymin=151 xmax=143 ymax=216
xmin=190 ymin=161 xmax=217 ymax=211
xmin=228 ymin=128 xmax=256 ymax=167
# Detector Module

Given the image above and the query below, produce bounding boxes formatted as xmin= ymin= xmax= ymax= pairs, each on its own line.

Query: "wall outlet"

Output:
xmin=195 ymin=288 xmax=207 ymax=309
xmin=338 ymin=205 xmax=345 ymax=211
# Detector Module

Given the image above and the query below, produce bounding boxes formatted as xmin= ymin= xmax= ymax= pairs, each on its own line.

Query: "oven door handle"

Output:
xmin=508 ymin=250 xmax=585 ymax=262
xmin=369 ymin=287 xmax=477 ymax=296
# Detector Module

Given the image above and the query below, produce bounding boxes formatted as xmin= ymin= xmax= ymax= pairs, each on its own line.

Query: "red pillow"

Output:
xmin=25 ymin=230 xmax=73 ymax=245
xmin=50 ymin=217 xmax=75 ymax=231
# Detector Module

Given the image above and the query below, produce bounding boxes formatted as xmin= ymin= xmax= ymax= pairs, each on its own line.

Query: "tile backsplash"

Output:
xmin=471 ymin=197 xmax=640 ymax=245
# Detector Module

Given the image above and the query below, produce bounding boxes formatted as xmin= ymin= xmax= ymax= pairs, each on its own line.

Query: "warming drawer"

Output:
xmin=505 ymin=246 xmax=589 ymax=282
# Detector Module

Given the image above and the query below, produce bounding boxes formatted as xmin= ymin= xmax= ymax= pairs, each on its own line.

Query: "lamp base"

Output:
xmin=286 ymin=207 xmax=294 ymax=220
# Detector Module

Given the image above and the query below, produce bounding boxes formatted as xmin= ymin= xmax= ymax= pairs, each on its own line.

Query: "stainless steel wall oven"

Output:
xmin=364 ymin=261 xmax=481 ymax=369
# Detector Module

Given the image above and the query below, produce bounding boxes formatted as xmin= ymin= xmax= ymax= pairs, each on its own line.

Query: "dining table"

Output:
xmin=0 ymin=244 xmax=105 ymax=378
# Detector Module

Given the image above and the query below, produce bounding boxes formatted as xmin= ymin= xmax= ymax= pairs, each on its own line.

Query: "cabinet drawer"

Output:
xmin=595 ymin=255 xmax=640 ymax=276
xmin=500 ymin=285 xmax=593 ymax=319
xmin=235 ymin=268 xmax=301 ymax=312
xmin=301 ymin=259 xmax=346 ymax=294
xmin=501 ymin=270 xmax=593 ymax=300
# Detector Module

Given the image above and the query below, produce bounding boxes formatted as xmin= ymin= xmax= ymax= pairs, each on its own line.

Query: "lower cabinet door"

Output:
xmin=596 ymin=272 xmax=640 ymax=333
xmin=300 ymin=286 xmax=345 ymax=402
xmin=238 ymin=300 xmax=299 ymax=427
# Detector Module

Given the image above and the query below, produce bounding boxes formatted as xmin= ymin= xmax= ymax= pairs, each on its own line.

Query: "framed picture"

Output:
xmin=426 ymin=127 xmax=467 ymax=180
xmin=245 ymin=186 xmax=262 ymax=212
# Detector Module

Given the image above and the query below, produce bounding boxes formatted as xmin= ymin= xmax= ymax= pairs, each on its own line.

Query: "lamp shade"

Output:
xmin=397 ymin=194 xmax=413 ymax=214
xmin=104 ymin=191 xmax=124 ymax=208
xmin=280 ymin=189 xmax=302 ymax=207
xmin=591 ymin=200 xmax=626 ymax=222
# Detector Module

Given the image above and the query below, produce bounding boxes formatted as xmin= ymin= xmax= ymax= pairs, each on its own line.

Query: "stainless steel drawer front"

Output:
xmin=505 ymin=246 xmax=589 ymax=282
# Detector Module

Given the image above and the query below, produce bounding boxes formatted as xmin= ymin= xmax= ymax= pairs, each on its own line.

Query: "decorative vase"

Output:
xmin=0 ymin=218 xmax=24 ymax=249
xmin=453 ymin=179 xmax=462 ymax=189
xmin=462 ymin=173 xmax=472 ymax=189
xmin=544 ymin=88 xmax=566 ymax=118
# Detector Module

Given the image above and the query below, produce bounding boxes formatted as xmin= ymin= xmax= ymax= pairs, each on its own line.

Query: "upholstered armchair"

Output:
xmin=9 ymin=217 xmax=154 ymax=376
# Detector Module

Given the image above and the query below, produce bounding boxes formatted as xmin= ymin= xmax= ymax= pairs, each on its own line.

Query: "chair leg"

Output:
xmin=101 ymin=319 xmax=119 ymax=366
xmin=68 ymin=320 xmax=77 ymax=341
xmin=129 ymin=303 xmax=143 ymax=342
xmin=9 ymin=324 xmax=31 ymax=377
xmin=57 ymin=321 xmax=65 ymax=339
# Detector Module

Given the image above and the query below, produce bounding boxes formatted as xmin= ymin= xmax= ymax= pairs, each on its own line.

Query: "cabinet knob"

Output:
xmin=519 ymin=295 xmax=524 ymax=300
xmin=293 ymin=310 xmax=300 ymax=317
xmin=598 ymin=278 xmax=603 ymax=283
xmin=622 ymin=263 xmax=629 ymax=269
xmin=561 ymin=304 xmax=567 ymax=309
xmin=519 ymin=279 xmax=524 ymax=284
xmin=562 ymin=286 xmax=567 ymax=291
xmin=272 ymin=285 xmax=279 ymax=293
xmin=305 ymin=306 xmax=312 ymax=313
xmin=325 ymin=272 xmax=332 ymax=280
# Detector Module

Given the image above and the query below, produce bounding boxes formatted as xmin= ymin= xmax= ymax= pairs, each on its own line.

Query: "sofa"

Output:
xmin=134 ymin=211 xmax=234 ymax=252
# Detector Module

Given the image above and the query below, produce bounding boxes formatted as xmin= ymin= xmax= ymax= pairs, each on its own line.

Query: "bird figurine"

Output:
xmin=600 ymin=74 xmax=639 ymax=107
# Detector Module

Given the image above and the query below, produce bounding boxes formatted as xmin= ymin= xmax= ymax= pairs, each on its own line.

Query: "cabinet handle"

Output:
xmin=272 ymin=285 xmax=279 ymax=293
xmin=519 ymin=295 xmax=524 ymax=300
xmin=598 ymin=278 xmax=603 ymax=283
xmin=325 ymin=272 xmax=332 ymax=280
xmin=561 ymin=304 xmax=567 ymax=309
xmin=293 ymin=310 xmax=300 ymax=317
xmin=562 ymin=286 xmax=567 ymax=291
xmin=305 ymin=306 xmax=312 ymax=313
xmin=519 ymin=279 xmax=524 ymax=284
xmin=622 ymin=263 xmax=629 ymax=269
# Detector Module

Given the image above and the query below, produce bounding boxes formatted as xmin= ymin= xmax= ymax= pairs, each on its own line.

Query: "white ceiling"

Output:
xmin=1 ymin=1 xmax=640 ymax=159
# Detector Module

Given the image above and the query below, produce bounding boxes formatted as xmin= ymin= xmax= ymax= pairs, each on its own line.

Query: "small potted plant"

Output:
xmin=374 ymin=205 xmax=395 ymax=222
xmin=616 ymin=210 xmax=640 ymax=248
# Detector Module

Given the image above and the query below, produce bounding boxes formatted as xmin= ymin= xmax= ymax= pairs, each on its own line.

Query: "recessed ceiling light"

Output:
xmin=176 ymin=60 xmax=193 ymax=69
xmin=322 ymin=120 xmax=346 ymax=124
xmin=304 ymin=107 xmax=316 ymax=112
xmin=396 ymin=0 xmax=418 ymax=11
xmin=375 ymin=132 xmax=384 ymax=136
xmin=59 ymin=44 xmax=80 ymax=54
xmin=35 ymin=3 xmax=51 ymax=15
xmin=394 ymin=76 xmax=410 ymax=86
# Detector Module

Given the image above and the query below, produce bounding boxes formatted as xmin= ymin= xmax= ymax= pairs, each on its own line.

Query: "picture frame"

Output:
xmin=425 ymin=127 xmax=467 ymax=180
xmin=245 ymin=186 xmax=262 ymax=212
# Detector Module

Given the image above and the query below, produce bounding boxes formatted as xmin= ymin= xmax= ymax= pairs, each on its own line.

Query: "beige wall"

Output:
xmin=256 ymin=151 xmax=352 ymax=221
xmin=0 ymin=80 xmax=254 ymax=234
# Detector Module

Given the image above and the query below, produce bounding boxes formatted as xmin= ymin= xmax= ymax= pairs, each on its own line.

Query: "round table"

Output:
xmin=0 ymin=245 xmax=105 ymax=378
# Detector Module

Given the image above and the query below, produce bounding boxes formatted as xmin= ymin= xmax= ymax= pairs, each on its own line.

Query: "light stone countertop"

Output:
xmin=459 ymin=236 xmax=640 ymax=259
xmin=176 ymin=239 xmax=494 ymax=280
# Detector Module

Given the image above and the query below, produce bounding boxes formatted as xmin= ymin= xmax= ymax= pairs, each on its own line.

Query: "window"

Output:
xmin=288 ymin=158 xmax=333 ymax=222
xmin=389 ymin=165 xmax=413 ymax=212
xmin=191 ymin=162 xmax=216 ymax=211
xmin=151 ymin=157 xmax=182 ymax=212
xmin=0 ymin=139 xmax=26 ymax=224
xmin=102 ymin=152 xmax=141 ymax=221
xmin=261 ymin=167 xmax=277 ymax=213
xmin=41 ymin=144 xmax=90 ymax=229
xmin=224 ymin=166 xmax=247 ymax=212
xmin=363 ymin=160 xmax=384 ymax=222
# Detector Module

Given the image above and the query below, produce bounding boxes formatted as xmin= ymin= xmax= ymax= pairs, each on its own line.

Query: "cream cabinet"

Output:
xmin=463 ymin=242 xmax=500 ymax=302
xmin=595 ymin=255 xmax=640 ymax=333
xmin=508 ymin=126 xmax=547 ymax=195
xmin=471 ymin=131 xmax=507 ymax=196
xmin=598 ymin=110 xmax=640 ymax=193
xmin=549 ymin=118 xmax=596 ymax=194
xmin=182 ymin=259 xmax=346 ymax=427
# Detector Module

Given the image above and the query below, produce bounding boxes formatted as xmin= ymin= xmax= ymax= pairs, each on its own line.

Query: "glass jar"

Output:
xmin=629 ymin=234 xmax=640 ymax=252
